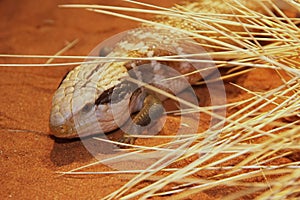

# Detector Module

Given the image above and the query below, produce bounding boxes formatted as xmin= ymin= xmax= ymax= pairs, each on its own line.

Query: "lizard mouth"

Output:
xmin=49 ymin=122 xmax=78 ymax=139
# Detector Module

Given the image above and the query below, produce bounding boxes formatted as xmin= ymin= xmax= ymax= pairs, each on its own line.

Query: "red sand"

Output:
xmin=0 ymin=0 xmax=297 ymax=199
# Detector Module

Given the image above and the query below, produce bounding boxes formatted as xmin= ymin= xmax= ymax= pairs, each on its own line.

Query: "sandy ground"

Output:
xmin=0 ymin=0 xmax=298 ymax=199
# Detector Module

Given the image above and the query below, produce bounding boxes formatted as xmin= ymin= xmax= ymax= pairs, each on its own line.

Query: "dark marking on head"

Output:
xmin=95 ymin=87 xmax=114 ymax=105
xmin=112 ymin=81 xmax=137 ymax=103
xmin=95 ymin=81 xmax=138 ymax=105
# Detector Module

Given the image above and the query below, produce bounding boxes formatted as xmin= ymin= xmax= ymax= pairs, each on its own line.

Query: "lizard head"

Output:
xmin=49 ymin=61 xmax=129 ymax=139
xmin=49 ymin=64 xmax=100 ymax=138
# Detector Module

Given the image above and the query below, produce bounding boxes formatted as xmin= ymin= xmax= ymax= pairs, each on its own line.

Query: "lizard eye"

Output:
xmin=82 ymin=103 xmax=93 ymax=113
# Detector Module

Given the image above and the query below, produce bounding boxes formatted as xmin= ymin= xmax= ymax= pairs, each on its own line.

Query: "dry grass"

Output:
xmin=1 ymin=0 xmax=300 ymax=199
xmin=59 ymin=1 xmax=300 ymax=199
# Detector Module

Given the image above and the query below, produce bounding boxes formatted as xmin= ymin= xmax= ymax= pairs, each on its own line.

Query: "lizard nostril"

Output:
xmin=59 ymin=125 xmax=65 ymax=132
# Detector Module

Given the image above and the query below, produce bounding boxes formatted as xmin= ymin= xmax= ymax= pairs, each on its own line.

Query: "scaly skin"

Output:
xmin=49 ymin=0 xmax=267 ymax=141
xmin=49 ymin=27 xmax=203 ymax=139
